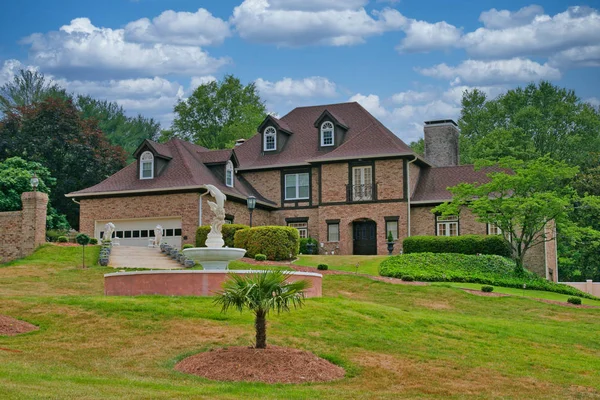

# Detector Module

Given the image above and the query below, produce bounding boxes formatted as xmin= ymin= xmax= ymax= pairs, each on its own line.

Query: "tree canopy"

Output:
xmin=0 ymin=97 xmax=127 ymax=228
xmin=434 ymin=157 xmax=578 ymax=272
xmin=0 ymin=157 xmax=69 ymax=230
xmin=458 ymin=81 xmax=600 ymax=169
xmin=0 ymin=70 xmax=68 ymax=115
xmin=171 ymin=75 xmax=267 ymax=149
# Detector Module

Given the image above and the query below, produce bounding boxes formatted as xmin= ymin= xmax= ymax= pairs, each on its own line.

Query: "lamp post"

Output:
xmin=246 ymin=196 xmax=256 ymax=227
xmin=31 ymin=173 xmax=39 ymax=192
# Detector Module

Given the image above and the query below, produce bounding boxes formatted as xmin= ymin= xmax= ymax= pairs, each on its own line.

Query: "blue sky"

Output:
xmin=1 ymin=0 xmax=599 ymax=143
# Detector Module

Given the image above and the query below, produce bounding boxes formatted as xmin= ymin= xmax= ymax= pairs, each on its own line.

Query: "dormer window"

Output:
xmin=264 ymin=126 xmax=276 ymax=151
xmin=140 ymin=151 xmax=154 ymax=179
xmin=321 ymin=121 xmax=334 ymax=146
xmin=225 ymin=160 xmax=234 ymax=187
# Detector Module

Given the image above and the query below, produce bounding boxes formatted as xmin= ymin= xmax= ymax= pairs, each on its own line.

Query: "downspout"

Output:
xmin=406 ymin=155 xmax=418 ymax=237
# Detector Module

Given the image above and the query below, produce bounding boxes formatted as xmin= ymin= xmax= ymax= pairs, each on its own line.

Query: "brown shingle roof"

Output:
xmin=201 ymin=149 xmax=233 ymax=164
xmin=236 ymin=102 xmax=418 ymax=170
xmin=67 ymin=138 xmax=273 ymax=205
xmin=411 ymin=165 xmax=504 ymax=203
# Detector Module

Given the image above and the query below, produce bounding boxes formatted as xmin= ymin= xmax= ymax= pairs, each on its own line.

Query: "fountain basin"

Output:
xmin=182 ymin=247 xmax=246 ymax=270
xmin=104 ymin=270 xmax=322 ymax=298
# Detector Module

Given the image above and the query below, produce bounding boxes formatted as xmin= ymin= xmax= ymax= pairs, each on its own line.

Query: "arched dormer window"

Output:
xmin=264 ymin=126 xmax=276 ymax=151
xmin=321 ymin=121 xmax=334 ymax=146
xmin=225 ymin=160 xmax=234 ymax=187
xmin=140 ymin=151 xmax=154 ymax=179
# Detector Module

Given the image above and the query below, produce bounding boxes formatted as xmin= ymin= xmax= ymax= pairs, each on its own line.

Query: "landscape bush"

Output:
xmin=255 ymin=254 xmax=267 ymax=261
xmin=46 ymin=230 xmax=68 ymax=242
xmin=182 ymin=244 xmax=194 ymax=250
xmin=317 ymin=263 xmax=328 ymax=271
xmin=233 ymin=229 xmax=251 ymax=252
xmin=244 ymin=226 xmax=299 ymax=261
xmin=403 ymin=235 xmax=511 ymax=257
xmin=567 ymin=297 xmax=582 ymax=305
xmin=299 ymin=237 xmax=318 ymax=254
xmin=481 ymin=285 xmax=494 ymax=292
xmin=89 ymin=238 xmax=98 ymax=245
xmin=379 ymin=253 xmax=596 ymax=299
xmin=196 ymin=224 xmax=249 ymax=248
xmin=57 ymin=236 xmax=68 ymax=243
xmin=401 ymin=275 xmax=414 ymax=282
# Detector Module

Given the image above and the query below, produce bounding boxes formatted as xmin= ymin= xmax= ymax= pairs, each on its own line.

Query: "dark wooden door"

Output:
xmin=353 ymin=221 xmax=377 ymax=255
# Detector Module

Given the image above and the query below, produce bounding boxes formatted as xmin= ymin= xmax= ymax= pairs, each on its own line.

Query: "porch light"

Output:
xmin=247 ymin=196 xmax=256 ymax=227
xmin=31 ymin=173 xmax=39 ymax=192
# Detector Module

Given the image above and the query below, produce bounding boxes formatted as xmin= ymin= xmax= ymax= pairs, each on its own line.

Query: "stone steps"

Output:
xmin=109 ymin=246 xmax=182 ymax=270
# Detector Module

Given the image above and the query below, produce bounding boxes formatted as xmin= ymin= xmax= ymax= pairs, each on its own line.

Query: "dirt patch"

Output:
xmin=0 ymin=314 xmax=38 ymax=336
xmin=536 ymin=299 xmax=599 ymax=309
xmin=462 ymin=288 xmax=510 ymax=297
xmin=175 ymin=345 xmax=345 ymax=384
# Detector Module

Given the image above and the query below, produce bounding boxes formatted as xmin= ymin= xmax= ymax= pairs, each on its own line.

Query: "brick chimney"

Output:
xmin=424 ymin=119 xmax=459 ymax=167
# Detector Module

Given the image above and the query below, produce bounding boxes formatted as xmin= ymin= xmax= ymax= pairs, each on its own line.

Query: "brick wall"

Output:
xmin=242 ymin=170 xmax=281 ymax=206
xmin=0 ymin=192 xmax=48 ymax=263
xmin=375 ymin=159 xmax=403 ymax=200
xmin=80 ymin=193 xmax=201 ymax=246
xmin=321 ymin=163 xmax=347 ymax=203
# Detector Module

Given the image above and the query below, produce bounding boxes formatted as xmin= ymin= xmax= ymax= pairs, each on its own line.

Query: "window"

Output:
xmin=140 ymin=230 xmax=149 ymax=238
xmin=321 ymin=121 xmax=334 ymax=146
xmin=385 ymin=218 xmax=399 ymax=241
xmin=327 ymin=222 xmax=340 ymax=242
xmin=264 ymin=126 xmax=276 ymax=151
xmin=437 ymin=215 xmax=459 ymax=236
xmin=487 ymin=223 xmax=502 ymax=235
xmin=140 ymin=151 xmax=154 ymax=179
xmin=285 ymin=173 xmax=309 ymax=200
xmin=288 ymin=222 xmax=308 ymax=239
xmin=225 ymin=160 xmax=234 ymax=187
xmin=351 ymin=165 xmax=373 ymax=201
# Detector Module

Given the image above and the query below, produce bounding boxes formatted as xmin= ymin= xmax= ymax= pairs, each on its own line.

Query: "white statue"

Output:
xmin=202 ymin=184 xmax=227 ymax=248
xmin=154 ymin=225 xmax=163 ymax=246
xmin=104 ymin=222 xmax=115 ymax=241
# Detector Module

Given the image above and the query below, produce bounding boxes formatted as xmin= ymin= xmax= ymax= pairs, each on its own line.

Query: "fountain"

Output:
xmin=103 ymin=185 xmax=323 ymax=298
xmin=182 ymin=185 xmax=246 ymax=270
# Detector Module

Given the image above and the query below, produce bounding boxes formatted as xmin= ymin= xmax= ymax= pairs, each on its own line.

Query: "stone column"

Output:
xmin=20 ymin=192 xmax=49 ymax=257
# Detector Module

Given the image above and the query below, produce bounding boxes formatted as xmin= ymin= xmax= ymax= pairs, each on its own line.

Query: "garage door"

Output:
xmin=94 ymin=218 xmax=182 ymax=248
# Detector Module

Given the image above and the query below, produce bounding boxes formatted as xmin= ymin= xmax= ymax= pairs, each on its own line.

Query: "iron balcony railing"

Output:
xmin=346 ymin=183 xmax=377 ymax=202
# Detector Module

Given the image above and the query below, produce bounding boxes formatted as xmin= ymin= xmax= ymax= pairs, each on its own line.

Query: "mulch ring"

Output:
xmin=0 ymin=314 xmax=38 ymax=336
xmin=175 ymin=345 xmax=345 ymax=384
xmin=462 ymin=288 xmax=510 ymax=297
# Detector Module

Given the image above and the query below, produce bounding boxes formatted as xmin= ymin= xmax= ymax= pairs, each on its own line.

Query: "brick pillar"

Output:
xmin=20 ymin=192 xmax=48 ymax=257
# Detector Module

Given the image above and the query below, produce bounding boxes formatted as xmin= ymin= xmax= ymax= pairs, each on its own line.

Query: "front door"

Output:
xmin=353 ymin=221 xmax=377 ymax=255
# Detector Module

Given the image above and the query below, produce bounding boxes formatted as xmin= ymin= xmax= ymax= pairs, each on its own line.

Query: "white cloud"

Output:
xmin=586 ymin=97 xmax=600 ymax=107
xmin=396 ymin=19 xmax=462 ymax=53
xmin=478 ymin=5 xmax=544 ymax=29
xmin=0 ymin=59 xmax=27 ymax=86
xmin=391 ymin=90 xmax=436 ymax=104
xmin=189 ymin=75 xmax=217 ymax=90
xmin=255 ymin=76 xmax=337 ymax=98
xmin=231 ymin=0 xmax=405 ymax=47
xmin=23 ymin=18 xmax=229 ymax=79
xmin=417 ymin=58 xmax=561 ymax=85
xmin=124 ymin=8 xmax=231 ymax=46
xmin=463 ymin=6 xmax=600 ymax=59
xmin=349 ymin=93 xmax=387 ymax=118
xmin=549 ymin=45 xmax=600 ymax=69
xmin=58 ymin=76 xmax=184 ymax=100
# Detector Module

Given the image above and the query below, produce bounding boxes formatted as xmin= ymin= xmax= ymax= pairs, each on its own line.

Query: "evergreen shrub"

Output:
xmin=403 ymin=235 xmax=511 ymax=257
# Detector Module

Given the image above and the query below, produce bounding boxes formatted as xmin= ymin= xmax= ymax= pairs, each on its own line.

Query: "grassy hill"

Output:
xmin=1 ymin=246 xmax=599 ymax=399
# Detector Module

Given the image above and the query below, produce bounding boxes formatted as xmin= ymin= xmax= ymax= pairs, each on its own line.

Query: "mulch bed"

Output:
xmin=175 ymin=346 xmax=345 ymax=384
xmin=0 ymin=314 xmax=38 ymax=336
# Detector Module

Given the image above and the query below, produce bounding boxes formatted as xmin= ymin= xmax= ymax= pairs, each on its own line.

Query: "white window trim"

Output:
xmin=225 ymin=161 xmax=234 ymax=188
xmin=284 ymin=173 xmax=310 ymax=200
xmin=321 ymin=121 xmax=334 ymax=147
xmin=140 ymin=151 xmax=154 ymax=180
xmin=487 ymin=223 xmax=502 ymax=236
xmin=327 ymin=223 xmax=340 ymax=242
xmin=288 ymin=222 xmax=308 ymax=239
xmin=386 ymin=220 xmax=399 ymax=241
xmin=264 ymin=126 xmax=276 ymax=151
xmin=436 ymin=215 xmax=459 ymax=236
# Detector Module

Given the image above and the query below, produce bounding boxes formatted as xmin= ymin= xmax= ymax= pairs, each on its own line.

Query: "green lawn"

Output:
xmin=294 ymin=255 xmax=387 ymax=275
xmin=1 ymin=246 xmax=599 ymax=399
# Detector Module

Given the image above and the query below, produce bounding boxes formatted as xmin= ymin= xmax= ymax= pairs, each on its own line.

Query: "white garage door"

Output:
xmin=95 ymin=218 xmax=182 ymax=248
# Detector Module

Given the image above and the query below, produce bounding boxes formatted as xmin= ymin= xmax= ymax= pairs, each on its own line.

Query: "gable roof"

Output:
xmin=314 ymin=109 xmax=348 ymax=130
xmin=236 ymin=102 xmax=422 ymax=170
xmin=67 ymin=138 xmax=274 ymax=206
xmin=132 ymin=139 xmax=175 ymax=159
xmin=200 ymin=149 xmax=238 ymax=166
xmin=258 ymin=115 xmax=293 ymax=135
xmin=411 ymin=165 xmax=504 ymax=203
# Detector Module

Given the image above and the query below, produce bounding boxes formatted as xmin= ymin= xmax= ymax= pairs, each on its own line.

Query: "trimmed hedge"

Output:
xmin=234 ymin=228 xmax=251 ymax=251
xmin=299 ymin=237 xmax=318 ymax=254
xmin=241 ymin=226 xmax=300 ymax=261
xmin=403 ymin=235 xmax=511 ymax=258
xmin=196 ymin=224 xmax=249 ymax=248
xmin=379 ymin=252 xmax=597 ymax=299
xmin=57 ymin=236 xmax=68 ymax=243
xmin=255 ymin=254 xmax=267 ymax=261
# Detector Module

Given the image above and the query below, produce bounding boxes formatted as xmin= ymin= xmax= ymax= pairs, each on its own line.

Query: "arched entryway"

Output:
xmin=352 ymin=218 xmax=377 ymax=255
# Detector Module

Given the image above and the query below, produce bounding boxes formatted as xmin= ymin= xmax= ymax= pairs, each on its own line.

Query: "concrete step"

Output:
xmin=109 ymin=246 xmax=182 ymax=270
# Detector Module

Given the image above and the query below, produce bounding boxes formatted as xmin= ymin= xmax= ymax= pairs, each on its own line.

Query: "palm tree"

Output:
xmin=214 ymin=270 xmax=310 ymax=349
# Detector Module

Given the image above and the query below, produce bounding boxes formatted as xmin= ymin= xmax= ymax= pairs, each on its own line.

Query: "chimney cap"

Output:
xmin=424 ymin=119 xmax=457 ymax=127
xmin=234 ymin=138 xmax=246 ymax=147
